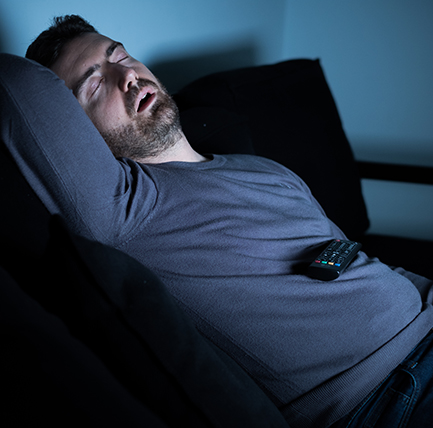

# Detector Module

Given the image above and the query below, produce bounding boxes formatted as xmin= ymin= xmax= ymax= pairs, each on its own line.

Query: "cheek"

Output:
xmin=84 ymin=101 xmax=128 ymax=133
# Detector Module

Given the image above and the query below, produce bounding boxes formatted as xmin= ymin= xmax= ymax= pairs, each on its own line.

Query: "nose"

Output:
xmin=114 ymin=64 xmax=138 ymax=92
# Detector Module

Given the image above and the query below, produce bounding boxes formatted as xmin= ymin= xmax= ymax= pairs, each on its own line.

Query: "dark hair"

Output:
xmin=26 ymin=15 xmax=98 ymax=68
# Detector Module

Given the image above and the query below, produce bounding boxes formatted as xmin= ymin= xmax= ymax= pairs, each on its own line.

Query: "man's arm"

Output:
xmin=0 ymin=54 xmax=156 ymax=245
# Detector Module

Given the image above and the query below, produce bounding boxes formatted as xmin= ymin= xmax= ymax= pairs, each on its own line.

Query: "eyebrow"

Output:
xmin=72 ymin=41 xmax=124 ymax=97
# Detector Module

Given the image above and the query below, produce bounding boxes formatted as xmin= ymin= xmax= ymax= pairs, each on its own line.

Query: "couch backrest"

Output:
xmin=175 ymin=59 xmax=370 ymax=240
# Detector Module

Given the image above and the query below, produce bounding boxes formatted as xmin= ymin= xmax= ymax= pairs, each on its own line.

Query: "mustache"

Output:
xmin=125 ymin=78 xmax=159 ymax=115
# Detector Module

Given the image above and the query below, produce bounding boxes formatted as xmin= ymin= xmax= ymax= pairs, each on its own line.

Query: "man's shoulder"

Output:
xmin=221 ymin=153 xmax=298 ymax=178
xmin=222 ymin=153 xmax=286 ymax=170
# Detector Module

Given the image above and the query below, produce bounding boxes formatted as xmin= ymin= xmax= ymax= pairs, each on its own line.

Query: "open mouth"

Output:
xmin=137 ymin=91 xmax=156 ymax=113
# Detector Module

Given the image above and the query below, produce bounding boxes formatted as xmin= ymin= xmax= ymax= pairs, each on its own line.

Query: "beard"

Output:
xmin=100 ymin=78 xmax=183 ymax=160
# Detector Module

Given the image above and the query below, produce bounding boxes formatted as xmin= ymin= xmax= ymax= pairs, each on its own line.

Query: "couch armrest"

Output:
xmin=357 ymin=161 xmax=433 ymax=185
xmin=357 ymin=160 xmax=433 ymax=278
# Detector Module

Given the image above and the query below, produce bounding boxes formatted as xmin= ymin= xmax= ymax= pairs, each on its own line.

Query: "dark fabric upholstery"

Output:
xmin=0 ymin=143 xmax=51 ymax=273
xmin=174 ymin=59 xmax=370 ymax=240
xmin=361 ymin=234 xmax=433 ymax=280
xmin=0 ymin=266 xmax=168 ymax=428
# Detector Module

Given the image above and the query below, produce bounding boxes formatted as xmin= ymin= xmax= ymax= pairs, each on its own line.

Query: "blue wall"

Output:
xmin=283 ymin=1 xmax=433 ymax=240
xmin=1 ymin=0 xmax=432 ymax=239
xmin=0 ymin=0 xmax=286 ymax=92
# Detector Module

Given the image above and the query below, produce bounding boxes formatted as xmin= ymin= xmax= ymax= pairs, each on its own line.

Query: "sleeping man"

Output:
xmin=1 ymin=14 xmax=433 ymax=428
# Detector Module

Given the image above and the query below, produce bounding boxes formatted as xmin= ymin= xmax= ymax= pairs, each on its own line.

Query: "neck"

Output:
xmin=135 ymin=133 xmax=208 ymax=164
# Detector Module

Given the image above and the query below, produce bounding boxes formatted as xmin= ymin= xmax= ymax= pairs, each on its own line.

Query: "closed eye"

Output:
xmin=90 ymin=77 xmax=104 ymax=97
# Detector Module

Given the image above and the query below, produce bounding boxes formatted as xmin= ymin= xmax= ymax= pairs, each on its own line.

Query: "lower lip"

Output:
xmin=138 ymin=93 xmax=156 ymax=113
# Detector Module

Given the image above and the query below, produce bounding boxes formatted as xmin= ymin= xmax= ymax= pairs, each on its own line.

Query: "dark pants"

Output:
xmin=331 ymin=329 xmax=433 ymax=427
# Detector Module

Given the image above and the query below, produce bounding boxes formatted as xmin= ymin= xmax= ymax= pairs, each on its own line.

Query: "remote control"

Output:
xmin=307 ymin=239 xmax=362 ymax=281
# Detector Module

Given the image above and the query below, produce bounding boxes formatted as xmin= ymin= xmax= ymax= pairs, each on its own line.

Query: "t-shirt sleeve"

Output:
xmin=0 ymin=54 xmax=156 ymax=245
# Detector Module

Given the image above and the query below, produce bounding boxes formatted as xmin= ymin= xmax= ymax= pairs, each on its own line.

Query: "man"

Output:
xmin=2 ymin=14 xmax=433 ymax=428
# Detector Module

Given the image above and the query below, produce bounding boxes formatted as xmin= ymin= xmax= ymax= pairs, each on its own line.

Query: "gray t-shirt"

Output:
xmin=116 ymin=154 xmax=433 ymax=424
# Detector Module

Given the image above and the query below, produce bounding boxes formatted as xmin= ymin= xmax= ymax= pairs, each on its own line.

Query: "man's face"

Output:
xmin=51 ymin=32 xmax=182 ymax=160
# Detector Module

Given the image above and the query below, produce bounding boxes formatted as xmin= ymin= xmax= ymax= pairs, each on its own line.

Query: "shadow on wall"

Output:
xmin=0 ymin=19 xmax=6 ymax=53
xmin=148 ymin=43 xmax=258 ymax=94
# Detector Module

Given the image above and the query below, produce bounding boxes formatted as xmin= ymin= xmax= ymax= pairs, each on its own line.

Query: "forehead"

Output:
xmin=51 ymin=33 xmax=116 ymax=89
